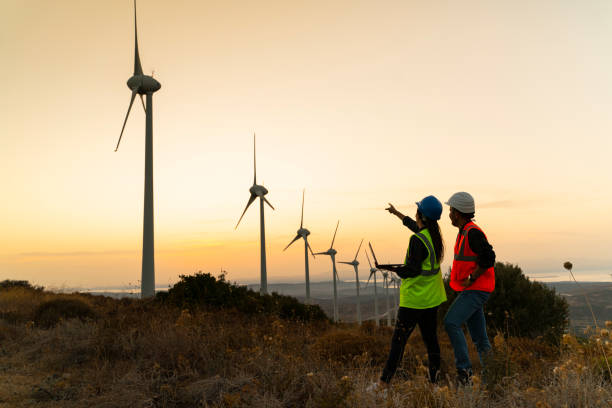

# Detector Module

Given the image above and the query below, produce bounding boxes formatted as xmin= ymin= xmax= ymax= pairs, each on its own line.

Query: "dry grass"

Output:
xmin=0 ymin=288 xmax=610 ymax=407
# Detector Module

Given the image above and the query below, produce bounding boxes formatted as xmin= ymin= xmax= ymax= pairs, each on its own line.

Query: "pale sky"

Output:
xmin=2 ymin=0 xmax=611 ymax=289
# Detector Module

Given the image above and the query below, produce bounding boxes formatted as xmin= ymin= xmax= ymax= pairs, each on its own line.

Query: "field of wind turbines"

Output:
xmin=109 ymin=2 xmax=401 ymax=327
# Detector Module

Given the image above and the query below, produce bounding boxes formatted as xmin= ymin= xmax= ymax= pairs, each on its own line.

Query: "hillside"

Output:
xmin=0 ymin=279 xmax=610 ymax=407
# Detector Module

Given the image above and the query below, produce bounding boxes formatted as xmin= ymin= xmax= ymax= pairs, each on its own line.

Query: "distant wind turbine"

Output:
xmin=283 ymin=189 xmax=316 ymax=302
xmin=339 ymin=239 xmax=364 ymax=325
xmin=381 ymin=270 xmax=392 ymax=326
xmin=365 ymin=251 xmax=381 ymax=326
xmin=114 ymin=0 xmax=161 ymax=298
xmin=390 ymin=274 xmax=401 ymax=309
xmin=315 ymin=221 xmax=341 ymax=322
xmin=235 ymin=134 xmax=275 ymax=295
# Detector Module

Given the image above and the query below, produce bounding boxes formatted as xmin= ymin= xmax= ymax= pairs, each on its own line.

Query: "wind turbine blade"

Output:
xmin=235 ymin=194 xmax=257 ymax=229
xmin=133 ymin=0 xmax=143 ymax=76
xmin=139 ymin=94 xmax=146 ymax=113
xmin=365 ymin=251 xmax=373 ymax=268
xmin=330 ymin=220 xmax=339 ymax=249
xmin=365 ymin=272 xmax=373 ymax=287
xmin=283 ymin=235 xmax=301 ymax=251
xmin=263 ymin=197 xmax=275 ymax=210
xmin=368 ymin=242 xmax=379 ymax=265
xmin=253 ymin=133 xmax=256 ymax=184
xmin=354 ymin=238 xmax=364 ymax=261
xmin=115 ymin=89 xmax=139 ymax=151
xmin=338 ymin=261 xmax=353 ymax=265
xmin=314 ymin=251 xmax=327 ymax=256
xmin=307 ymin=241 xmax=316 ymax=258
xmin=300 ymin=189 xmax=305 ymax=228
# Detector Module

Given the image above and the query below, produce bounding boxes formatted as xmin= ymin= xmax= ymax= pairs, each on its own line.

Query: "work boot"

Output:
xmin=456 ymin=368 xmax=473 ymax=386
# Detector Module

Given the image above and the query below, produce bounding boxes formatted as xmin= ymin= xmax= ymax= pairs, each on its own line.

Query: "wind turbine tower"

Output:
xmin=235 ymin=134 xmax=275 ymax=295
xmin=365 ymin=251 xmax=380 ymax=326
xmin=283 ymin=190 xmax=316 ymax=302
xmin=382 ymin=270 xmax=392 ymax=327
xmin=339 ymin=239 xmax=364 ymax=325
xmin=315 ymin=221 xmax=341 ymax=322
xmin=115 ymin=1 xmax=161 ymax=298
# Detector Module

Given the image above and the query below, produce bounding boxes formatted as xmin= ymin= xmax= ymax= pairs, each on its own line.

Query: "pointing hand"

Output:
xmin=386 ymin=203 xmax=397 ymax=215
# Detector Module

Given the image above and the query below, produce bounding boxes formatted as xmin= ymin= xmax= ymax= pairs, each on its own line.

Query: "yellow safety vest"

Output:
xmin=400 ymin=228 xmax=447 ymax=309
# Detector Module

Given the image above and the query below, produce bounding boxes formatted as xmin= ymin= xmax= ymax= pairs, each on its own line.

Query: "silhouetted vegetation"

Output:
xmin=157 ymin=272 xmax=329 ymax=322
xmin=0 ymin=279 xmax=43 ymax=292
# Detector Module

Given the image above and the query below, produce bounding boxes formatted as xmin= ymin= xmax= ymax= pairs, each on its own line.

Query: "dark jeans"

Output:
xmin=380 ymin=306 xmax=441 ymax=383
xmin=443 ymin=290 xmax=492 ymax=371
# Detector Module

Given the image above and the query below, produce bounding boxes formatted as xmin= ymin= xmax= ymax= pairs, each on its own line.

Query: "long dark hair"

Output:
xmin=417 ymin=210 xmax=444 ymax=263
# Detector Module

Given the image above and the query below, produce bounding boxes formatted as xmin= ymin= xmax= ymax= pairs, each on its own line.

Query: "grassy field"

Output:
xmin=0 ymin=285 xmax=610 ymax=407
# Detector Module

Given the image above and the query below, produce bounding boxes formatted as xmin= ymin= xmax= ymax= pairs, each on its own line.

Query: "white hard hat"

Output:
xmin=445 ymin=192 xmax=475 ymax=213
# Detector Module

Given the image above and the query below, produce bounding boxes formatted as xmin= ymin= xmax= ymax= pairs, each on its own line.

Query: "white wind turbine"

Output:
xmin=235 ymin=134 xmax=275 ymax=295
xmin=338 ymin=239 xmax=364 ymax=325
xmin=283 ymin=190 xmax=316 ymax=302
xmin=381 ymin=270 xmax=392 ymax=326
xmin=391 ymin=274 xmax=401 ymax=308
xmin=114 ymin=0 xmax=161 ymax=298
xmin=314 ymin=221 xmax=341 ymax=322
xmin=364 ymin=251 xmax=381 ymax=326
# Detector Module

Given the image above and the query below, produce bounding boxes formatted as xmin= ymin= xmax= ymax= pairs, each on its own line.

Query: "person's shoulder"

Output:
xmin=467 ymin=225 xmax=486 ymax=239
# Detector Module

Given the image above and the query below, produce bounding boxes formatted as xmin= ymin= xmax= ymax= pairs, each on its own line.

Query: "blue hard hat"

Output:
xmin=416 ymin=195 xmax=443 ymax=221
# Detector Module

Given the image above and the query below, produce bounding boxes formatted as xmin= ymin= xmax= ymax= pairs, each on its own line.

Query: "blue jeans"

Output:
xmin=444 ymin=290 xmax=491 ymax=371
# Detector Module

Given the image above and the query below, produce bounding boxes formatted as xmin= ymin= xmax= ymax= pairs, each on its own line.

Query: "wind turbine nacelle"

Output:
xmin=250 ymin=184 xmax=268 ymax=196
xmin=328 ymin=248 xmax=337 ymax=256
xmin=298 ymin=228 xmax=310 ymax=237
xmin=127 ymin=75 xmax=161 ymax=93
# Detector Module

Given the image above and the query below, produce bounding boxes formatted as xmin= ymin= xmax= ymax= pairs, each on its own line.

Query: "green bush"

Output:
xmin=34 ymin=298 xmax=97 ymax=328
xmin=440 ymin=262 xmax=569 ymax=344
xmin=158 ymin=272 xmax=328 ymax=322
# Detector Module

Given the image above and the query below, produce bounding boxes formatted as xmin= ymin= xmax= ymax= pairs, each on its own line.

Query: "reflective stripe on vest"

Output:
xmin=453 ymin=226 xmax=478 ymax=262
xmin=405 ymin=229 xmax=440 ymax=276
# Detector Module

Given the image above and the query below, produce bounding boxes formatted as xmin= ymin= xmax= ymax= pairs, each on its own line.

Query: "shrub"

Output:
xmin=440 ymin=262 xmax=569 ymax=344
xmin=487 ymin=263 xmax=568 ymax=344
xmin=0 ymin=280 xmax=43 ymax=291
xmin=34 ymin=298 xmax=97 ymax=328
xmin=158 ymin=272 xmax=328 ymax=322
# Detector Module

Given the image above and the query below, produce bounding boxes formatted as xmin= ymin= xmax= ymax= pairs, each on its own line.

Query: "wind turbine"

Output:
xmin=390 ymin=274 xmax=401 ymax=310
xmin=235 ymin=134 xmax=275 ymax=295
xmin=365 ymin=251 xmax=380 ymax=326
xmin=283 ymin=189 xmax=316 ymax=302
xmin=114 ymin=0 xmax=161 ymax=298
xmin=381 ymin=270 xmax=392 ymax=326
xmin=339 ymin=239 xmax=364 ymax=325
xmin=315 ymin=221 xmax=340 ymax=322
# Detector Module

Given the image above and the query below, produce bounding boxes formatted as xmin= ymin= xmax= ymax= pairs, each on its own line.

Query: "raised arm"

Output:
xmin=386 ymin=203 xmax=418 ymax=233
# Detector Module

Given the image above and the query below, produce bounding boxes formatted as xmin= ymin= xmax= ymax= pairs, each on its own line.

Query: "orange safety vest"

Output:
xmin=450 ymin=221 xmax=495 ymax=292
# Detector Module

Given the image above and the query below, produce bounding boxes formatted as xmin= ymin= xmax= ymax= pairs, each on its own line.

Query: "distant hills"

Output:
xmin=86 ymin=279 xmax=611 ymax=332
xmin=246 ymin=280 xmax=612 ymax=332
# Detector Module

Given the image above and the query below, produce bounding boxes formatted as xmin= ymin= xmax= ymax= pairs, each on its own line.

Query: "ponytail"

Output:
xmin=417 ymin=210 xmax=444 ymax=263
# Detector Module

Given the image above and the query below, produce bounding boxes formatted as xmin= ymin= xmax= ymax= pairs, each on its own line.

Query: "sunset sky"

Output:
xmin=2 ymin=0 xmax=611 ymax=289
